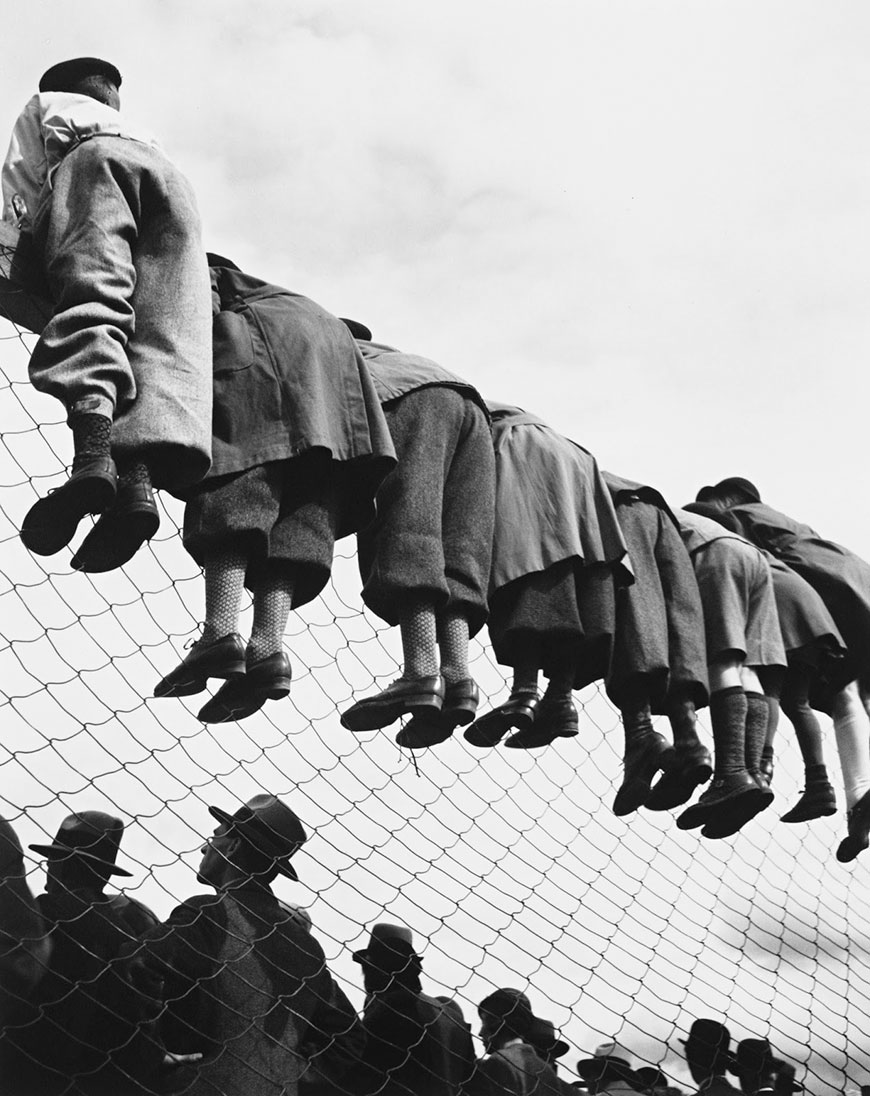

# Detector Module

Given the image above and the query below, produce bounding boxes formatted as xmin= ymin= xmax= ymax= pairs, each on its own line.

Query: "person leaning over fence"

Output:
xmin=128 ymin=793 xmax=364 ymax=1096
xmin=353 ymin=922 xmax=477 ymax=1095
xmin=2 ymin=58 xmax=212 ymax=568
xmin=602 ymin=473 xmax=711 ymax=816
xmin=153 ymin=257 xmax=395 ymax=724
xmin=666 ymin=508 xmax=787 ymax=840
xmin=339 ymin=325 xmax=496 ymax=748
xmin=3 ymin=811 xmax=165 ymax=1095
xmin=686 ymin=500 xmax=852 ymax=825
xmin=475 ymin=988 xmax=576 ymax=1095
xmin=694 ymin=477 xmax=870 ymax=862
xmin=462 ymin=403 xmax=629 ymax=752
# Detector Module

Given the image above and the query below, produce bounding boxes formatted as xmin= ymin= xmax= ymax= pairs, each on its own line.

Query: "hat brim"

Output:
xmin=577 ymin=1059 xmax=637 ymax=1082
xmin=28 ymin=843 xmax=132 ymax=877
xmin=208 ymin=805 xmax=299 ymax=881
xmin=550 ymin=1039 xmax=570 ymax=1059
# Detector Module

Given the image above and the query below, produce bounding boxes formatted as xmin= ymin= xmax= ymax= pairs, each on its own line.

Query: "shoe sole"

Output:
xmin=341 ymin=692 xmax=442 ymax=732
xmin=72 ymin=506 xmax=160 ymax=573
xmin=613 ymin=739 xmax=673 ymax=816
xmin=646 ymin=760 xmax=714 ymax=811
xmin=701 ymin=788 xmax=773 ymax=839
xmin=154 ymin=665 xmax=246 ymax=699
xmin=21 ymin=474 xmax=116 ymax=556
xmin=504 ymin=727 xmax=578 ymax=749
xmin=396 ymin=712 xmax=456 ymax=749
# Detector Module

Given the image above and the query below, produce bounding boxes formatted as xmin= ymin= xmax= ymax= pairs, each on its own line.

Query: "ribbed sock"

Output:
xmin=70 ymin=412 xmax=111 ymax=467
xmin=709 ymin=686 xmax=748 ymax=778
xmin=399 ymin=602 xmax=439 ymax=679
xmin=248 ymin=570 xmax=295 ymax=662
xmin=201 ymin=547 xmax=247 ymax=644
xmin=437 ymin=609 xmax=470 ymax=685
xmin=512 ymin=659 xmax=540 ymax=694
xmin=744 ymin=691 xmax=770 ymax=777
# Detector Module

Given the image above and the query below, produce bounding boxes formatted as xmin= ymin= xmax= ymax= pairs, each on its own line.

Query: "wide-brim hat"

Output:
xmin=577 ymin=1040 xmax=638 ymax=1083
xmin=695 ymin=477 xmax=761 ymax=505
xmin=39 ymin=57 xmax=122 ymax=93
xmin=735 ymin=1040 xmax=803 ymax=1092
xmin=479 ymin=988 xmax=535 ymax=1038
xmin=340 ymin=318 xmax=373 ymax=341
xmin=352 ymin=922 xmax=416 ymax=964
xmin=529 ymin=1016 xmax=569 ymax=1059
xmin=209 ymin=794 xmax=306 ymax=881
xmin=681 ymin=1019 xmax=736 ymax=1072
xmin=206 ymin=252 xmax=241 ymax=271
xmin=30 ymin=811 xmax=131 ymax=877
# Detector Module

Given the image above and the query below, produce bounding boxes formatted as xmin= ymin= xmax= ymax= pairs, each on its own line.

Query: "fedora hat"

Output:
xmin=681 ymin=1019 xmax=736 ymax=1072
xmin=577 ymin=1040 xmax=639 ymax=1084
xmin=735 ymin=1040 xmax=803 ymax=1092
xmin=479 ymin=988 xmax=535 ymax=1038
xmin=695 ymin=477 xmax=761 ymax=505
xmin=352 ymin=922 xmax=416 ymax=963
xmin=340 ymin=318 xmax=373 ymax=341
xmin=209 ymin=794 xmax=307 ymax=881
xmin=529 ymin=1015 xmax=569 ymax=1059
xmin=30 ymin=811 xmax=131 ymax=877
xmin=39 ymin=57 xmax=122 ymax=93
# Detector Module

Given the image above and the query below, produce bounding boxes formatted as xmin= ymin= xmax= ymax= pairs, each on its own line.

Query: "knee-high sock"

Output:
xmin=437 ymin=609 xmax=470 ymax=685
xmin=709 ymin=686 xmax=748 ymax=778
xmin=544 ymin=658 xmax=575 ymax=702
xmin=248 ymin=569 xmax=295 ymax=662
xmin=833 ymin=700 xmax=870 ymax=808
xmin=201 ymin=547 xmax=247 ymax=643
xmin=744 ymin=691 xmax=770 ymax=777
xmin=399 ymin=602 xmax=439 ymax=679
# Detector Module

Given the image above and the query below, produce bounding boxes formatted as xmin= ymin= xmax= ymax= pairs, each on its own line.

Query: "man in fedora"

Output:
xmin=577 ymin=1040 xmax=642 ymax=1096
xmin=528 ymin=1016 xmax=571 ymax=1075
xmin=733 ymin=1039 xmax=802 ymax=1096
xmin=476 ymin=988 xmax=574 ymax=1094
xmin=4 ymin=57 xmax=211 ymax=570
xmin=131 ymin=793 xmax=363 ymax=1096
xmin=681 ymin=1019 xmax=740 ymax=1096
xmin=353 ymin=922 xmax=477 ymax=1094
xmin=4 ymin=810 xmax=163 ymax=1094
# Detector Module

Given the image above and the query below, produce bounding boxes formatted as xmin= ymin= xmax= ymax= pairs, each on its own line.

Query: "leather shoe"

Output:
xmin=701 ymin=775 xmax=774 ymax=839
xmin=20 ymin=455 xmax=117 ymax=556
xmin=836 ymin=788 xmax=870 ymax=863
xmin=612 ymin=732 xmax=672 ymax=816
xmin=198 ymin=652 xmax=292 ymax=724
xmin=645 ymin=744 xmax=713 ymax=811
xmin=154 ymin=633 xmax=246 ymax=698
xmin=780 ymin=779 xmax=837 ymax=824
xmin=71 ymin=482 xmax=160 ymax=572
xmin=463 ymin=687 xmax=539 ymax=748
xmin=677 ymin=771 xmax=761 ymax=831
xmin=504 ymin=695 xmax=578 ymax=749
xmin=340 ymin=676 xmax=444 ymax=732
xmin=395 ymin=679 xmax=479 ymax=749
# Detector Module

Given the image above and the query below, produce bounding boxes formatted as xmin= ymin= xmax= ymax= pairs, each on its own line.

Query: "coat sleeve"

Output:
xmin=299 ymin=972 xmax=366 ymax=1091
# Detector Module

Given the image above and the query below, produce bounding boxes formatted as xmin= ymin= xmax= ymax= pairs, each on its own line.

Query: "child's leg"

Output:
xmin=779 ymin=664 xmax=836 ymax=823
xmin=612 ymin=680 xmax=671 ymax=815
xmin=248 ymin=566 xmax=295 ymax=662
xmin=833 ymin=682 xmax=870 ymax=861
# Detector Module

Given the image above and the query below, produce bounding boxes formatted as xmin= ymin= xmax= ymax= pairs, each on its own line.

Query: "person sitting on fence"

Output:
xmin=665 ymin=508 xmax=786 ymax=839
xmin=339 ymin=325 xmax=496 ymax=748
xmin=463 ymin=404 xmax=629 ymax=752
xmin=475 ymin=988 xmax=575 ymax=1094
xmin=5 ymin=811 xmax=163 ymax=1095
xmin=3 ymin=58 xmax=212 ymax=568
xmin=353 ymin=922 xmax=477 ymax=1095
xmin=694 ymin=477 xmax=870 ymax=861
xmin=129 ymin=793 xmax=364 ymax=1096
xmin=153 ymin=258 xmax=395 ymax=724
xmin=602 ymin=473 xmax=710 ymax=816
xmin=576 ymin=1041 xmax=643 ymax=1096
xmin=687 ymin=499 xmax=852 ymax=825
xmin=680 ymin=1020 xmax=740 ymax=1096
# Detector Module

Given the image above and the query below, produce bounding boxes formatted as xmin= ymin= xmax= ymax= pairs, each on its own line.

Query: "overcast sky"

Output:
xmin=2 ymin=3 xmax=870 ymax=1092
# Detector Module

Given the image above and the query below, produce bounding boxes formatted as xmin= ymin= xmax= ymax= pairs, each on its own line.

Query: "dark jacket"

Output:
xmin=133 ymin=884 xmax=364 ymax=1096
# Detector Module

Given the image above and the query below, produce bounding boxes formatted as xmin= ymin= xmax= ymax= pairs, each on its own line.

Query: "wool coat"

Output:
xmin=355 ymin=343 xmax=494 ymax=633
xmin=604 ymin=473 xmax=709 ymax=712
xmin=724 ymin=502 xmax=870 ymax=682
xmin=474 ymin=1042 xmax=574 ymax=1095
xmin=486 ymin=406 xmax=629 ymax=686
xmin=134 ymin=884 xmax=364 ymax=1096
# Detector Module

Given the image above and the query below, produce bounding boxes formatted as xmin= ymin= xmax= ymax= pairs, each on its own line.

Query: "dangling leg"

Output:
xmin=341 ymin=600 xmax=444 ymax=732
xmin=779 ymin=664 xmax=837 ymax=823
xmin=645 ymin=689 xmax=712 ymax=811
xmin=464 ymin=648 xmax=541 ymax=748
xmin=678 ymin=658 xmax=763 ymax=834
xmin=154 ymin=544 xmax=247 ymax=698
xmin=71 ymin=457 xmax=160 ymax=573
xmin=611 ymin=680 xmax=672 ymax=815
xmin=199 ymin=563 xmax=295 ymax=723
xmin=833 ymin=682 xmax=870 ymax=862
xmin=504 ymin=655 xmax=578 ymax=750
